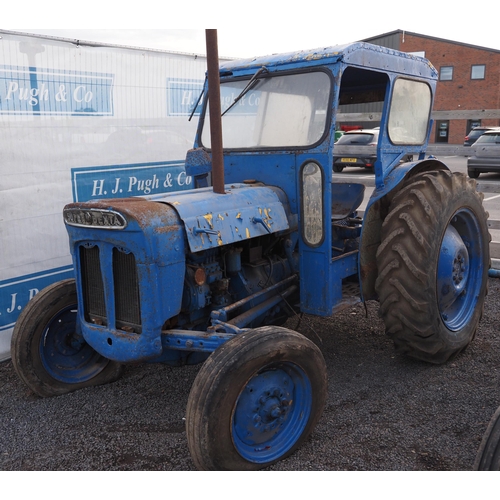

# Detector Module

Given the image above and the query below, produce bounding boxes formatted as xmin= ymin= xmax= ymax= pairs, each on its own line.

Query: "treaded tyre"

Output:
xmin=375 ymin=170 xmax=490 ymax=364
xmin=11 ymin=279 xmax=123 ymax=397
xmin=185 ymin=326 xmax=327 ymax=470
xmin=474 ymin=405 xmax=500 ymax=470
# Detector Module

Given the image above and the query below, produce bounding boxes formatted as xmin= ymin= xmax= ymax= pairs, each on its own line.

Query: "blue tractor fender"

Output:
xmin=359 ymin=157 xmax=450 ymax=301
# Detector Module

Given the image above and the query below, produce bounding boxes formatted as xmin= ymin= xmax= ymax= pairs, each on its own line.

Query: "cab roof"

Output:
xmin=219 ymin=42 xmax=438 ymax=81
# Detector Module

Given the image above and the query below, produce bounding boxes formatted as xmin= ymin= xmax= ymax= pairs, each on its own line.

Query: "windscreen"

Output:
xmin=201 ymin=71 xmax=331 ymax=149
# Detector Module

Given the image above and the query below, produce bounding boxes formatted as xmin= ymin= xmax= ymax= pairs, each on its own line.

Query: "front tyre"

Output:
xmin=11 ymin=279 xmax=123 ymax=397
xmin=375 ymin=170 xmax=490 ymax=364
xmin=185 ymin=326 xmax=327 ymax=470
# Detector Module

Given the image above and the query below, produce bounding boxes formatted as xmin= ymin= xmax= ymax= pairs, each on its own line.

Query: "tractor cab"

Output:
xmin=187 ymin=42 xmax=436 ymax=315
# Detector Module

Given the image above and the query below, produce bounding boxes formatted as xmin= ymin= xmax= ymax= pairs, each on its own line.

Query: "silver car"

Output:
xmin=467 ymin=130 xmax=500 ymax=178
xmin=333 ymin=129 xmax=379 ymax=172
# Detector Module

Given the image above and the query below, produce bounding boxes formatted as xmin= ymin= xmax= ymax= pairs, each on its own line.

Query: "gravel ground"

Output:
xmin=1 ymin=278 xmax=500 ymax=471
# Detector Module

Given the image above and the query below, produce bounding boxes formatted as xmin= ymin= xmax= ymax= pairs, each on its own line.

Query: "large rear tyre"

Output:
xmin=375 ymin=170 xmax=490 ymax=364
xmin=11 ymin=279 xmax=123 ymax=397
xmin=474 ymin=406 xmax=500 ymax=470
xmin=185 ymin=326 xmax=327 ymax=470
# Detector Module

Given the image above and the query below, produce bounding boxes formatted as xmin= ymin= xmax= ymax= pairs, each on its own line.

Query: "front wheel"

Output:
xmin=468 ymin=169 xmax=480 ymax=179
xmin=474 ymin=406 xmax=500 ymax=470
xmin=11 ymin=279 xmax=123 ymax=397
xmin=185 ymin=326 xmax=327 ymax=470
xmin=375 ymin=170 xmax=490 ymax=364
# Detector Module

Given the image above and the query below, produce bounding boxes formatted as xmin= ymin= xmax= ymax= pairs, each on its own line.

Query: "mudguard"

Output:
xmin=359 ymin=158 xmax=449 ymax=300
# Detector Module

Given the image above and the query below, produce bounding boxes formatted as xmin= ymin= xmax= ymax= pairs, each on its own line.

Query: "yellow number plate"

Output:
xmin=341 ymin=158 xmax=357 ymax=163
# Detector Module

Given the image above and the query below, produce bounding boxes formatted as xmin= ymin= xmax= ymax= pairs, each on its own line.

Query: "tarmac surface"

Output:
xmin=1 ymin=278 xmax=500 ymax=471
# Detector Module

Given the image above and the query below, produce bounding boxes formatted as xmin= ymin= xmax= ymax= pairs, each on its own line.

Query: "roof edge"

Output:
xmin=0 ymin=29 xmax=218 ymax=59
xmin=362 ymin=29 xmax=500 ymax=54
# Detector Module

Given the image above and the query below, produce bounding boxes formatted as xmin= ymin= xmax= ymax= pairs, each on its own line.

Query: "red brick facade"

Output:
xmin=366 ymin=31 xmax=500 ymax=144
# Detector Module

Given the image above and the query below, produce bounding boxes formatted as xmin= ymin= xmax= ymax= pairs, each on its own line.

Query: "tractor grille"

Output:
xmin=113 ymin=248 xmax=141 ymax=332
xmin=79 ymin=245 xmax=142 ymax=333
xmin=80 ymin=245 xmax=106 ymax=325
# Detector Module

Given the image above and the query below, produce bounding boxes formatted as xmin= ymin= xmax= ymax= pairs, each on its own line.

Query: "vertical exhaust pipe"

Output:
xmin=205 ymin=29 xmax=225 ymax=194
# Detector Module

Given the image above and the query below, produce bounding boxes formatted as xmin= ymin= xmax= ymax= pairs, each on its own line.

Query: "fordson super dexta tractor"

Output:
xmin=11 ymin=40 xmax=490 ymax=470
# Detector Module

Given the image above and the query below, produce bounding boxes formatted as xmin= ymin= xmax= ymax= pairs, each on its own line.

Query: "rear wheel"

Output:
xmin=468 ymin=169 xmax=480 ymax=179
xmin=11 ymin=279 xmax=123 ymax=397
xmin=375 ymin=170 xmax=490 ymax=363
xmin=474 ymin=406 xmax=500 ymax=470
xmin=333 ymin=164 xmax=344 ymax=173
xmin=185 ymin=326 xmax=327 ymax=470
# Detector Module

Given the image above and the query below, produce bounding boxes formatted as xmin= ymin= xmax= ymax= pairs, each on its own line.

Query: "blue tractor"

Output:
xmin=11 ymin=40 xmax=490 ymax=470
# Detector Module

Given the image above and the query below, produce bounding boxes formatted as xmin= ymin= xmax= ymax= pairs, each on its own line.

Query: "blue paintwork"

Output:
xmin=63 ymin=187 xmax=295 ymax=362
xmin=65 ymin=198 xmax=186 ymax=362
xmin=151 ymin=184 xmax=291 ymax=252
xmin=218 ymin=42 xmax=436 ymax=79
xmin=362 ymin=158 xmax=448 ymax=223
xmin=437 ymin=209 xmax=485 ymax=330
xmin=38 ymin=305 xmax=110 ymax=383
xmin=192 ymin=43 xmax=438 ymax=315
xmin=46 ymin=40 xmax=491 ymax=470
xmin=62 ymin=42 xmax=443 ymax=360
xmin=232 ymin=361 xmax=312 ymax=463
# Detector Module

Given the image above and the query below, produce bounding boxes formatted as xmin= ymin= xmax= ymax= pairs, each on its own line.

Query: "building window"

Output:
xmin=467 ymin=119 xmax=481 ymax=135
xmin=439 ymin=66 xmax=453 ymax=81
xmin=435 ymin=120 xmax=450 ymax=143
xmin=471 ymin=65 xmax=485 ymax=80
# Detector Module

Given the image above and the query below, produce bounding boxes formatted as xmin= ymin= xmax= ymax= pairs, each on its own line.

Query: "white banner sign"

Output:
xmin=0 ymin=31 xmax=220 ymax=360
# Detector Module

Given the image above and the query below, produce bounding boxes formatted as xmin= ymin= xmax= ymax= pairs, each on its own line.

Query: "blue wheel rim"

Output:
xmin=40 ymin=305 xmax=109 ymax=384
xmin=232 ymin=362 xmax=312 ymax=464
xmin=437 ymin=208 xmax=484 ymax=331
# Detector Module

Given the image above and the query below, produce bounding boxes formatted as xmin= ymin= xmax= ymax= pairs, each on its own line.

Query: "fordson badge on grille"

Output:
xmin=64 ymin=208 xmax=127 ymax=229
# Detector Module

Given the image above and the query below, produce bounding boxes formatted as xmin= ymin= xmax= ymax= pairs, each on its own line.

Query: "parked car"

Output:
xmin=464 ymin=126 xmax=500 ymax=147
xmin=467 ymin=130 xmax=500 ymax=178
xmin=333 ymin=129 xmax=379 ymax=172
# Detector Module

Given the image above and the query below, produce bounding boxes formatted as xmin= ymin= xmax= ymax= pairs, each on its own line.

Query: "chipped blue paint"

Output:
xmin=157 ymin=184 xmax=290 ymax=252
xmin=60 ymin=42 xmax=443 ymax=358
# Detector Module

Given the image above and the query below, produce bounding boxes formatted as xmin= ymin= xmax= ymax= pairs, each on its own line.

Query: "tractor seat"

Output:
xmin=331 ymin=183 xmax=365 ymax=220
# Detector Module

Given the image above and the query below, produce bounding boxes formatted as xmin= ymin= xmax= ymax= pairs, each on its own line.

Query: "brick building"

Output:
xmin=362 ymin=30 xmax=500 ymax=144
